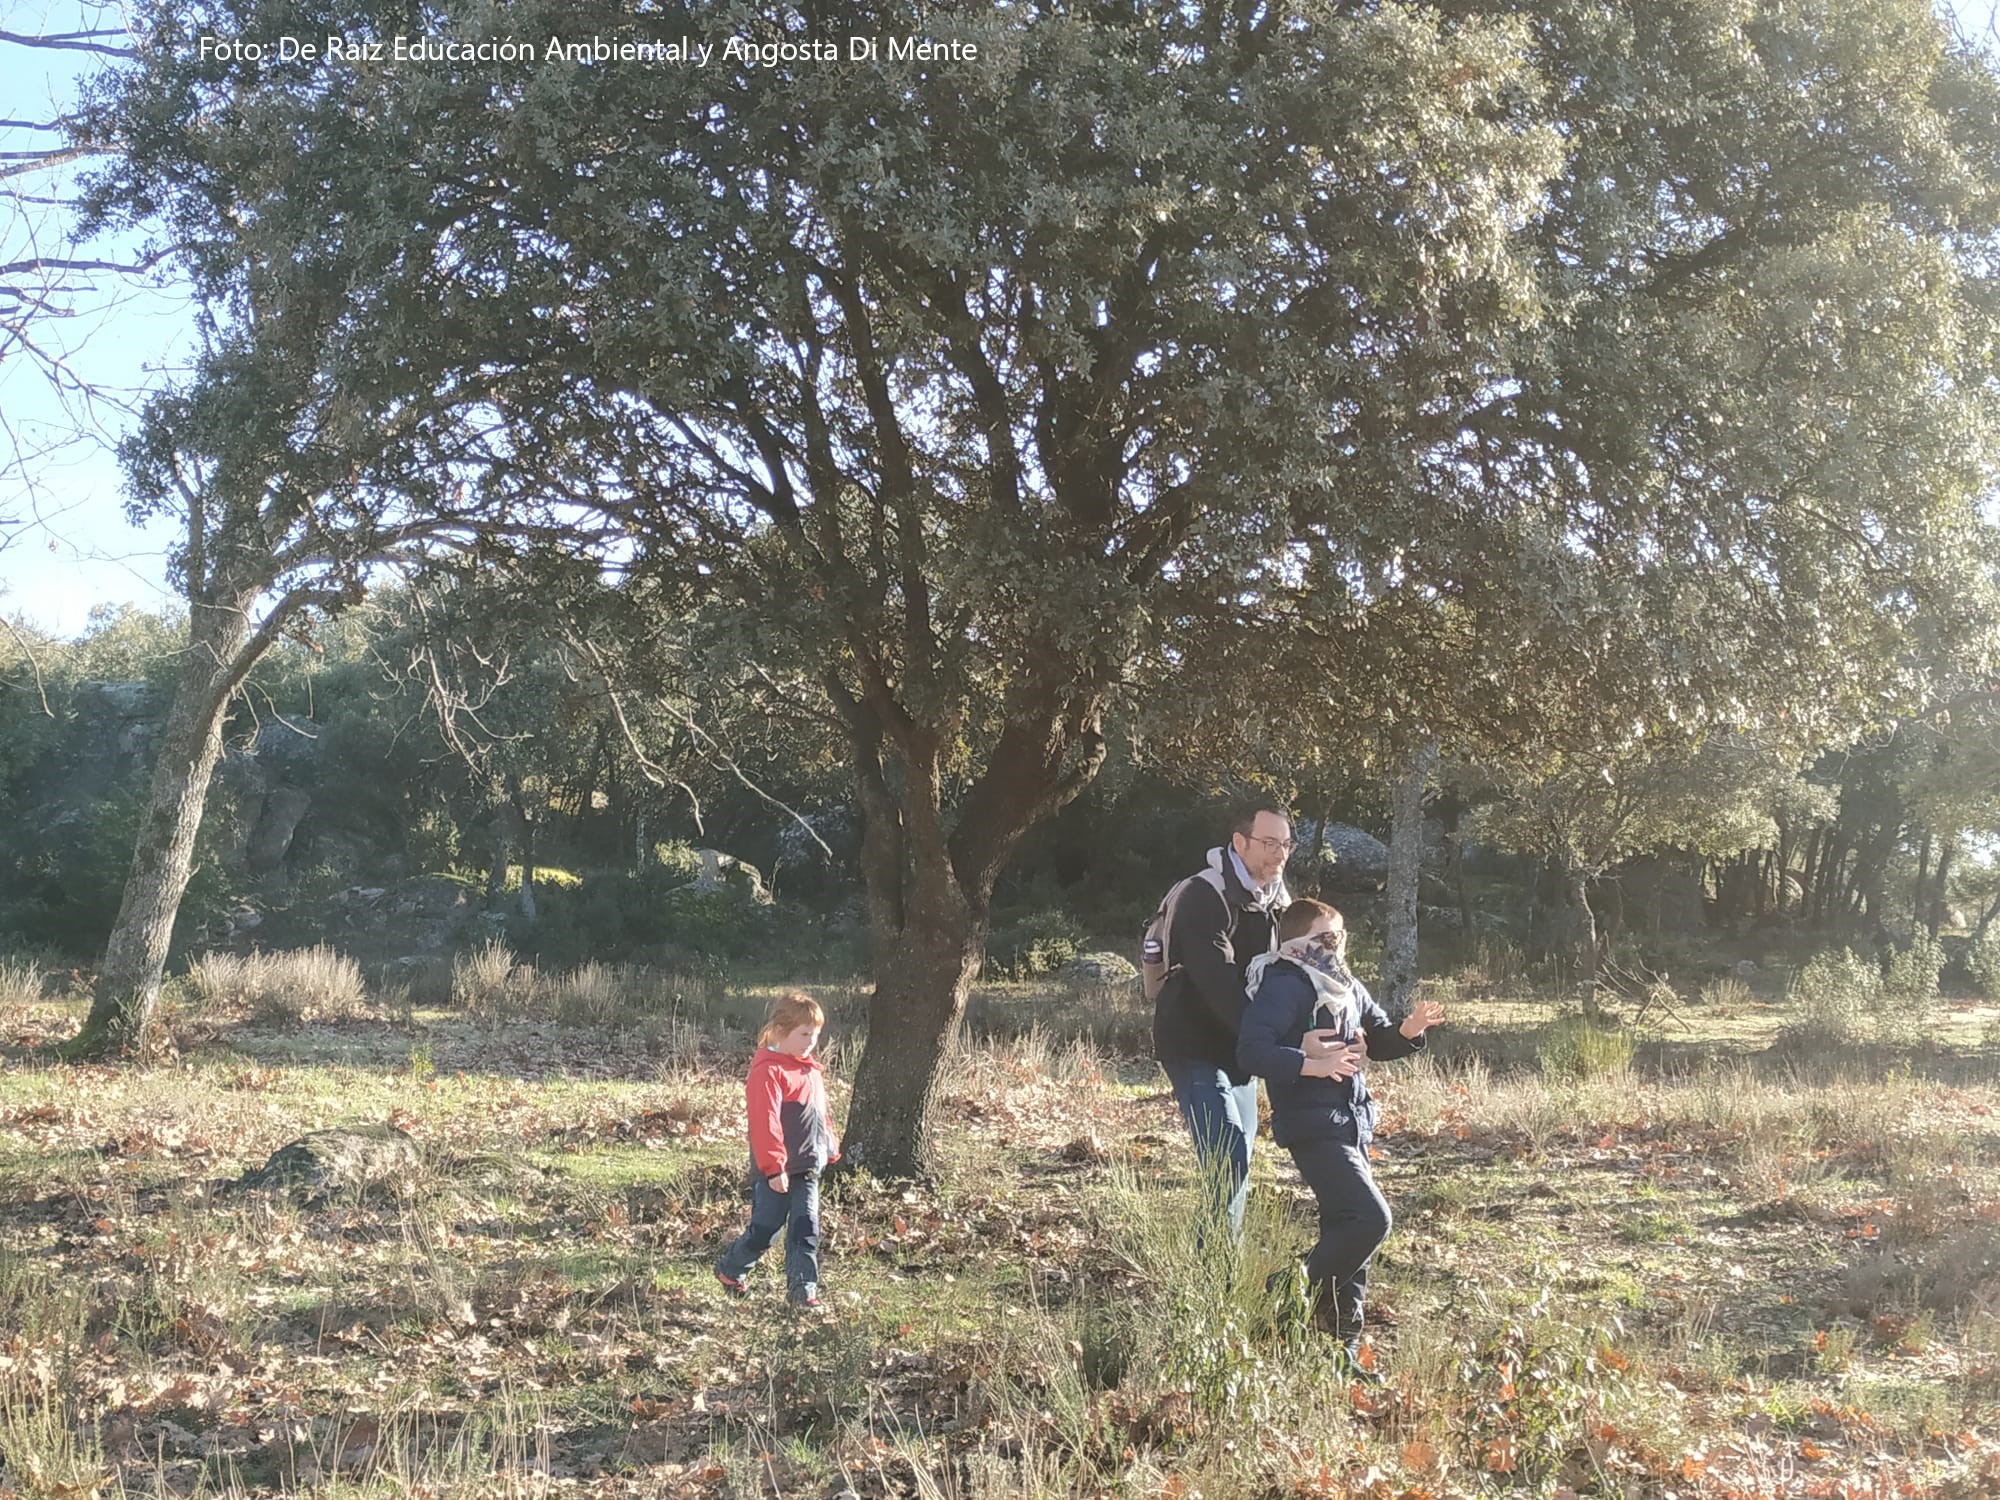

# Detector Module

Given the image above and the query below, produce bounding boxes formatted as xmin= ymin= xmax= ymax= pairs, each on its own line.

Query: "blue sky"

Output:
xmin=2 ymin=0 xmax=1997 ymax=637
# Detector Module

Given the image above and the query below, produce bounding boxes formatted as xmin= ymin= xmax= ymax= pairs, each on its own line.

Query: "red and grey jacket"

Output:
xmin=746 ymin=1048 xmax=840 ymax=1181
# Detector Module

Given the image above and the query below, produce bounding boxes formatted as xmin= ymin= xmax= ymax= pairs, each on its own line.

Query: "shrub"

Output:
xmin=1883 ymin=932 xmax=1945 ymax=1008
xmin=650 ymin=841 xmax=702 ymax=885
xmin=655 ymin=885 xmax=785 ymax=959
xmin=987 ymin=908 xmax=1088 ymax=979
xmin=1699 ymin=975 xmax=1754 ymax=1013
xmin=451 ymin=938 xmax=526 ymax=1017
xmin=1785 ymin=947 xmax=1880 ymax=1042
xmin=1972 ymin=928 xmax=2000 ymax=1002
xmin=1537 ymin=1013 xmax=1634 ymax=1079
xmin=494 ymin=864 xmax=584 ymax=893
xmin=0 ymin=789 xmax=236 ymax=959
xmin=1879 ymin=933 xmax=1945 ymax=1041
xmin=407 ymin=806 xmax=460 ymax=871
xmin=0 ymin=960 xmax=45 ymax=1009
xmin=510 ymin=865 xmax=809 ymax=968
xmin=186 ymin=945 xmax=368 ymax=1024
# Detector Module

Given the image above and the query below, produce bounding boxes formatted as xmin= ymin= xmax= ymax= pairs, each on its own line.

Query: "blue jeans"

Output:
xmin=716 ymin=1169 xmax=821 ymax=1302
xmin=1162 ymin=1061 xmax=1258 ymax=1242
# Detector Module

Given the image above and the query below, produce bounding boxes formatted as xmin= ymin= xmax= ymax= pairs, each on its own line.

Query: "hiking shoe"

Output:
xmin=1332 ymin=1341 xmax=1386 ymax=1387
xmin=714 ymin=1267 xmax=748 ymax=1297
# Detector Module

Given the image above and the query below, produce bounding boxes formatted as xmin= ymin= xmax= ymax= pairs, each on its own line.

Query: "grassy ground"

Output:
xmin=3 ymin=950 xmax=1999 ymax=1498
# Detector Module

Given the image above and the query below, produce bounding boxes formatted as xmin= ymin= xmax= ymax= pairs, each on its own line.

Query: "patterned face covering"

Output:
xmin=1283 ymin=931 xmax=1350 ymax=981
xmin=1279 ymin=929 xmax=1358 ymax=1034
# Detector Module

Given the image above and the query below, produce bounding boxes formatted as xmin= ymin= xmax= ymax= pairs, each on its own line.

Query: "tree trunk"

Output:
xmin=833 ymin=682 xmax=1106 ymax=1177
xmin=1929 ymin=839 xmax=1955 ymax=937
xmin=1914 ymin=831 xmax=1932 ymax=922
xmin=517 ymin=817 xmax=538 ymax=921
xmin=1379 ymin=740 xmax=1436 ymax=1016
xmin=486 ymin=795 xmax=518 ymax=907
xmin=509 ymin=773 xmax=537 ymax=920
xmin=1565 ymin=863 xmax=1601 ymax=1023
xmin=840 ymin=884 xmax=985 ymax=1180
xmin=62 ymin=609 xmax=247 ymax=1058
xmin=1974 ymin=890 xmax=2000 ymax=945
xmin=1853 ymin=825 xmax=1898 ymax=927
xmin=1600 ymin=868 xmax=1625 ymax=941
xmin=1775 ymin=822 xmax=1797 ymax=915
xmin=1435 ymin=789 xmax=1473 ymax=937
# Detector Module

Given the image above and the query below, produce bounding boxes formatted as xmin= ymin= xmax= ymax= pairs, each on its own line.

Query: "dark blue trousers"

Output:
xmin=716 ymin=1169 xmax=821 ymax=1302
xmin=1287 ymin=1132 xmax=1392 ymax=1341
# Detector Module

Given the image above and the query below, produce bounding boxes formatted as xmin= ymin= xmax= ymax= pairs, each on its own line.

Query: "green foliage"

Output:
xmin=1158 ymin=1281 xmax=1277 ymax=1422
xmin=1467 ymin=1313 xmax=1631 ymax=1484
xmin=514 ymin=872 xmax=832 ymax=972
xmin=1786 ymin=948 xmax=1883 ymax=1042
xmin=1537 ymin=1014 xmax=1635 ymax=1080
xmin=1883 ymin=933 xmax=1946 ymax=1009
xmin=408 ymin=806 xmax=460 ymax=872
xmin=1879 ymin=933 xmax=1946 ymax=1042
xmin=1971 ymin=929 xmax=2000 ymax=1002
xmin=649 ymin=841 xmax=701 ymax=885
xmin=0 ymin=787 xmax=236 ymax=958
xmin=987 ymin=909 xmax=1089 ymax=980
xmin=654 ymin=887 xmax=785 ymax=961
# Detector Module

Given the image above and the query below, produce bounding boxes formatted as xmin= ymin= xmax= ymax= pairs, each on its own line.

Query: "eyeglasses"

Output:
xmin=1246 ymin=835 xmax=1297 ymax=854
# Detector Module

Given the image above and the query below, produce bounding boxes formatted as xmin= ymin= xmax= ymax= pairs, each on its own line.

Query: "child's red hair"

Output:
xmin=758 ymin=990 xmax=825 ymax=1048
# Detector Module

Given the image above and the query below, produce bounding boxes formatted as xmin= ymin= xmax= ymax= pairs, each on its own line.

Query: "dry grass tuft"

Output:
xmin=186 ymin=944 xmax=370 ymax=1025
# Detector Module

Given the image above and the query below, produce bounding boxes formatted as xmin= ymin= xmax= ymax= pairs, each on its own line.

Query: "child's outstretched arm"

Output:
xmin=1355 ymin=981 xmax=1442 ymax=1063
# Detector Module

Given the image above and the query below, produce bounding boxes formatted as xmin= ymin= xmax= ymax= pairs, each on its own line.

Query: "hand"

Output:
xmin=769 ymin=1171 xmax=790 ymax=1193
xmin=1301 ymin=1028 xmax=1346 ymax=1059
xmin=1400 ymin=999 xmax=1446 ymax=1038
xmin=1302 ymin=1041 xmax=1366 ymax=1080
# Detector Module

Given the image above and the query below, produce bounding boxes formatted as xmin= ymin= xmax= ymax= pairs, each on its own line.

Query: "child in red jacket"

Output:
xmin=715 ymin=991 xmax=841 ymax=1306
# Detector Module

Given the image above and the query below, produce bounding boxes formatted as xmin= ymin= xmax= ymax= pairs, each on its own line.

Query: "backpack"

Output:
xmin=1139 ymin=868 xmax=1227 ymax=1004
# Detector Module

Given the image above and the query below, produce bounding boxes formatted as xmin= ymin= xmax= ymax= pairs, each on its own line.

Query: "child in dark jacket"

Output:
xmin=716 ymin=991 xmax=841 ymax=1307
xmin=1238 ymin=899 xmax=1443 ymax=1376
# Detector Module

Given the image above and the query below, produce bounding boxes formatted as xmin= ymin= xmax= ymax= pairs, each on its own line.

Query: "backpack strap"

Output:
xmin=1157 ymin=865 xmax=1228 ymax=976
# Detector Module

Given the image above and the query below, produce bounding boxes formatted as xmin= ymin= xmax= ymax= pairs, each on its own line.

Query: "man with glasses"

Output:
xmin=1151 ymin=801 xmax=1296 ymax=1242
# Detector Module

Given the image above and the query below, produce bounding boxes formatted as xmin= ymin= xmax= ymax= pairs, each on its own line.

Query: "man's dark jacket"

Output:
xmin=1151 ymin=848 xmax=1285 ymax=1084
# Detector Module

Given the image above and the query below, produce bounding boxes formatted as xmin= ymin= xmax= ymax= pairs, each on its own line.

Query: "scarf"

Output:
xmin=1244 ymin=931 xmax=1360 ymax=1037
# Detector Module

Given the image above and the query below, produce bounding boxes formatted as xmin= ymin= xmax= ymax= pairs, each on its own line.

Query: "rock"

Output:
xmin=245 ymin=786 xmax=313 ymax=872
xmin=1733 ymin=959 xmax=1758 ymax=978
xmin=251 ymin=718 xmax=325 ymax=764
xmin=1304 ymin=824 xmax=1390 ymax=891
xmin=75 ymin=680 xmax=162 ymax=767
xmin=692 ymin=848 xmax=773 ymax=905
xmin=774 ymin=807 xmax=858 ymax=864
xmin=1061 ymin=951 xmax=1139 ymax=992
xmin=236 ymin=1126 xmax=420 ymax=1203
xmin=393 ymin=876 xmax=474 ymax=915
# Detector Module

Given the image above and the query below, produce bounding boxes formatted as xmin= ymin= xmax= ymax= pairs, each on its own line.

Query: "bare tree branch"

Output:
xmin=0 ymin=28 xmax=133 ymax=57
